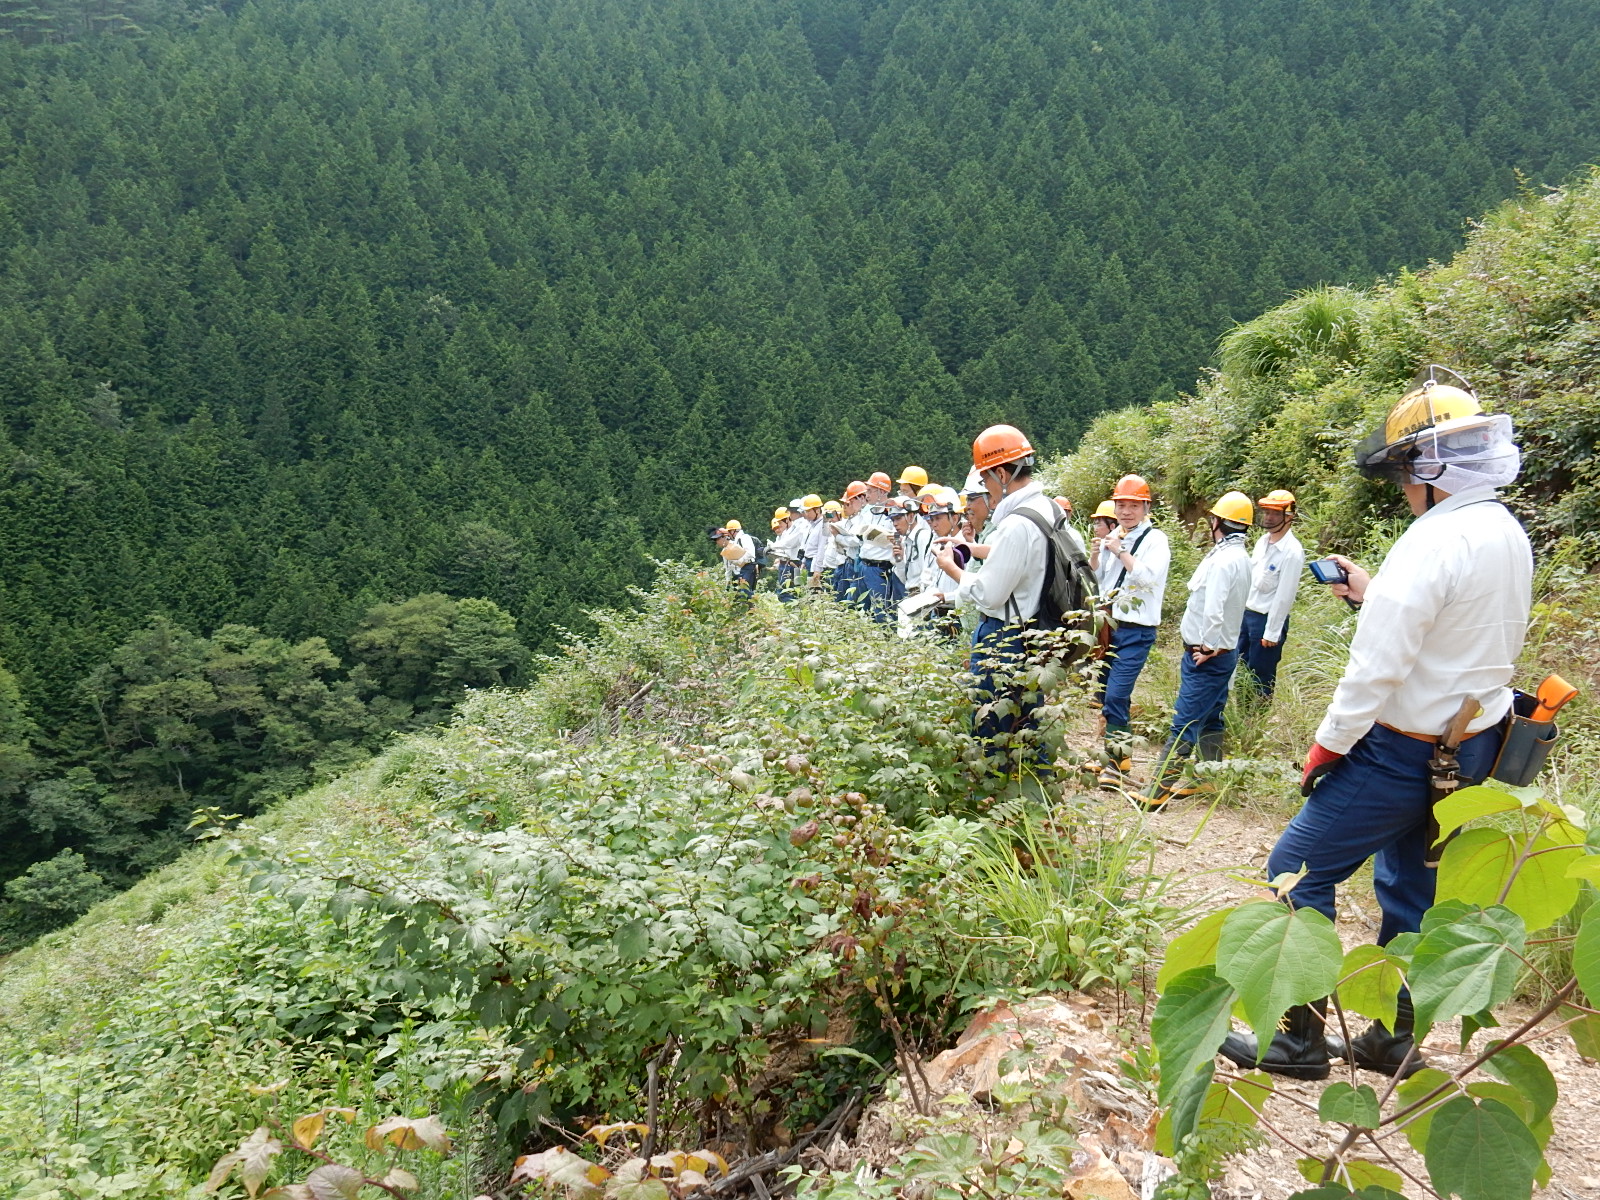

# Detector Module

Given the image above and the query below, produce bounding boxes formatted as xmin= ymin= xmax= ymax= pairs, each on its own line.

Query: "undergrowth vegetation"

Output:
xmin=0 ymin=564 xmax=1166 ymax=1198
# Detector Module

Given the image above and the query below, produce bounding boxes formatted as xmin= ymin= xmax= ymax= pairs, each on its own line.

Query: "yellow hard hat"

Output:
xmin=770 ymin=517 xmax=781 ymax=530
xmin=898 ymin=465 xmax=929 ymax=488
xmin=822 ymin=500 xmax=843 ymax=515
xmin=1209 ymin=491 xmax=1253 ymax=525
xmin=1258 ymin=490 xmax=1296 ymax=511
xmin=773 ymin=507 xmax=791 ymax=520
xmin=1092 ymin=500 xmax=1117 ymax=520
xmin=724 ymin=519 xmax=742 ymax=532
xmin=1355 ymin=367 xmax=1489 ymax=482
xmin=917 ymin=483 xmax=941 ymax=498
xmin=799 ymin=494 xmax=823 ymax=511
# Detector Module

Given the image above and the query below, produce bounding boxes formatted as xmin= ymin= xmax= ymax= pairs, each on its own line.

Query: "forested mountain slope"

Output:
xmin=3 ymin=0 xmax=1600 ymax=901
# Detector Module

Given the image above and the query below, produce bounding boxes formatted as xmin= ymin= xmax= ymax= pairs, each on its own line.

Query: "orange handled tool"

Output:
xmin=1531 ymin=673 xmax=1579 ymax=723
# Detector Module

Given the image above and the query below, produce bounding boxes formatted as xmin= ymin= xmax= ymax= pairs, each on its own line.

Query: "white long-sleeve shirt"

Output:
xmin=1315 ymin=486 xmax=1532 ymax=755
xmin=772 ymin=521 xmax=805 ymax=562
xmin=1246 ymin=528 xmax=1305 ymax=644
xmin=898 ymin=524 xmax=934 ymax=592
xmin=722 ymin=531 xmax=756 ymax=580
xmin=802 ymin=514 xmax=828 ymax=567
xmin=951 ymin=483 xmax=1055 ymax=621
xmin=1103 ymin=519 xmax=1170 ymax=626
xmin=1178 ymin=533 xmax=1251 ymax=649
xmin=856 ymin=509 xmax=896 ymax=563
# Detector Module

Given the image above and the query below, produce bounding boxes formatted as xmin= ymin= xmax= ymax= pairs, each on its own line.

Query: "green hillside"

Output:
xmin=6 ymin=170 xmax=1600 ymax=1198
xmin=3 ymin=0 xmax=1600 ymax=901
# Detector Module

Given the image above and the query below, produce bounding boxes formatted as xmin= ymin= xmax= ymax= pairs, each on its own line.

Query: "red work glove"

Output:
xmin=1301 ymin=742 xmax=1344 ymax=797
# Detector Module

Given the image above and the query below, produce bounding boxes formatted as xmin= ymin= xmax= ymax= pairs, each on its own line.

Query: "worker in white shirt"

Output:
xmin=1237 ymin=489 xmax=1305 ymax=698
xmin=890 ymin=497 xmax=932 ymax=597
xmin=830 ymin=482 xmax=868 ymax=602
xmin=818 ymin=499 xmax=848 ymax=588
xmin=1087 ymin=501 xmax=1120 ymax=597
xmin=798 ymin=494 xmax=828 ymax=587
xmin=931 ymin=425 xmax=1058 ymax=772
xmin=853 ymin=472 xmax=898 ymax=618
xmin=712 ymin=520 xmax=757 ymax=594
xmin=1093 ymin=475 xmax=1171 ymax=788
xmin=770 ymin=506 xmax=798 ymax=600
xmin=1220 ymin=369 xmax=1531 ymax=1082
xmin=1144 ymin=491 xmax=1254 ymax=809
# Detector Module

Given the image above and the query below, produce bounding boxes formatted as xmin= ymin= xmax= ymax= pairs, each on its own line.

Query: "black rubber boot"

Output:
xmin=1218 ymin=1001 xmax=1330 ymax=1080
xmin=1327 ymin=995 xmax=1425 ymax=1079
xmin=1196 ymin=729 xmax=1226 ymax=762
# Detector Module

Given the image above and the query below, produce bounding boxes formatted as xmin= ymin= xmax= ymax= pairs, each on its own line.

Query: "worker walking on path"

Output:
xmin=1218 ymin=369 xmax=1532 ymax=1082
xmin=1143 ymin=491 xmax=1254 ymax=809
xmin=1094 ymin=475 xmax=1171 ymax=788
xmin=931 ymin=425 xmax=1058 ymax=773
xmin=1236 ymin=490 xmax=1304 ymax=699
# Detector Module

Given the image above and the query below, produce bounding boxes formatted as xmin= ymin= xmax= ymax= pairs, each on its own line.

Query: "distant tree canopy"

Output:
xmin=0 ymin=0 xmax=1598 ymax=910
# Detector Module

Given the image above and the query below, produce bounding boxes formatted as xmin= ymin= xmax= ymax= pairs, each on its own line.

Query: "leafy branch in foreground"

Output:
xmin=1150 ymin=781 xmax=1600 ymax=1199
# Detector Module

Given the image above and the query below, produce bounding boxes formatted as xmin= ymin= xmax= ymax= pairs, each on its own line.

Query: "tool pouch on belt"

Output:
xmin=1425 ymin=697 xmax=1480 ymax=869
xmin=1490 ymin=690 xmax=1559 ymax=787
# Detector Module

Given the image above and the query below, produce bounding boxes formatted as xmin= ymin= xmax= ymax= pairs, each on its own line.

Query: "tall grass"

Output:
xmin=956 ymin=802 xmax=1171 ymax=994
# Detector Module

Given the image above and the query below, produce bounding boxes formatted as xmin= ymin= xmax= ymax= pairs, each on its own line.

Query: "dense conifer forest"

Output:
xmin=1 ymin=0 xmax=1598 ymax=907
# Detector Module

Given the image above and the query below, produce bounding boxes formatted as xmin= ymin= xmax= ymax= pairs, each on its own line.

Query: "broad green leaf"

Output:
xmin=1201 ymin=1070 xmax=1273 ymax=1127
xmin=608 ymin=1180 xmax=671 ymax=1200
xmin=1160 ymin=1059 xmax=1214 ymax=1155
xmin=1574 ymin=902 xmax=1600 ymax=1003
xmin=1433 ymin=785 xmax=1522 ymax=840
xmin=1216 ymin=903 xmax=1343 ymax=1055
xmin=1335 ymin=945 xmax=1403 ymax=1029
xmin=1435 ymin=829 xmax=1581 ymax=932
xmin=1157 ymin=909 xmax=1229 ymax=991
xmin=1317 ymin=1081 xmax=1381 ymax=1128
xmin=1465 ymin=1080 xmax=1531 ymax=1121
xmin=1559 ymin=1004 xmax=1600 ymax=1060
xmin=1480 ymin=1042 xmax=1557 ymax=1122
xmin=1342 ymin=1161 xmax=1405 ymax=1192
xmin=1423 ymin=1097 xmax=1541 ymax=1200
xmin=614 ymin=919 xmax=650 ymax=961
xmin=1409 ymin=905 xmax=1526 ymax=1036
xmin=1393 ymin=1067 xmax=1457 ymax=1154
xmin=1459 ymin=1007 xmax=1501 ymax=1050
xmin=1566 ymin=855 xmax=1600 ymax=883
xmin=1151 ymin=967 xmax=1235 ymax=1106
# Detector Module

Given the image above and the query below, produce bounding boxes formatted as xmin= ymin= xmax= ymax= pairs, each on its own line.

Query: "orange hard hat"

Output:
xmin=866 ymin=471 xmax=893 ymax=492
xmin=972 ymin=424 xmax=1034 ymax=471
xmin=1258 ymin=489 xmax=1297 ymax=511
xmin=843 ymin=480 xmax=868 ymax=501
xmin=1111 ymin=474 xmax=1153 ymax=502
xmin=1052 ymin=496 xmax=1074 ymax=515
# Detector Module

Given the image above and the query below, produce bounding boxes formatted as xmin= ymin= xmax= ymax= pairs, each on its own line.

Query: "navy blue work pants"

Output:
xmin=1266 ymin=723 xmax=1503 ymax=944
xmin=1237 ymin=609 xmax=1288 ymax=699
xmin=1098 ymin=622 xmax=1157 ymax=732
xmin=970 ymin=615 xmax=1045 ymax=764
xmin=1170 ymin=646 xmax=1238 ymax=745
xmin=856 ymin=559 xmax=894 ymax=621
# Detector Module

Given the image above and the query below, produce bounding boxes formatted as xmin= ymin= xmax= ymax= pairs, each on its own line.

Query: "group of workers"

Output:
xmin=710 ymin=366 xmax=1534 ymax=1086
xmin=709 ymin=455 xmax=1308 ymax=812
